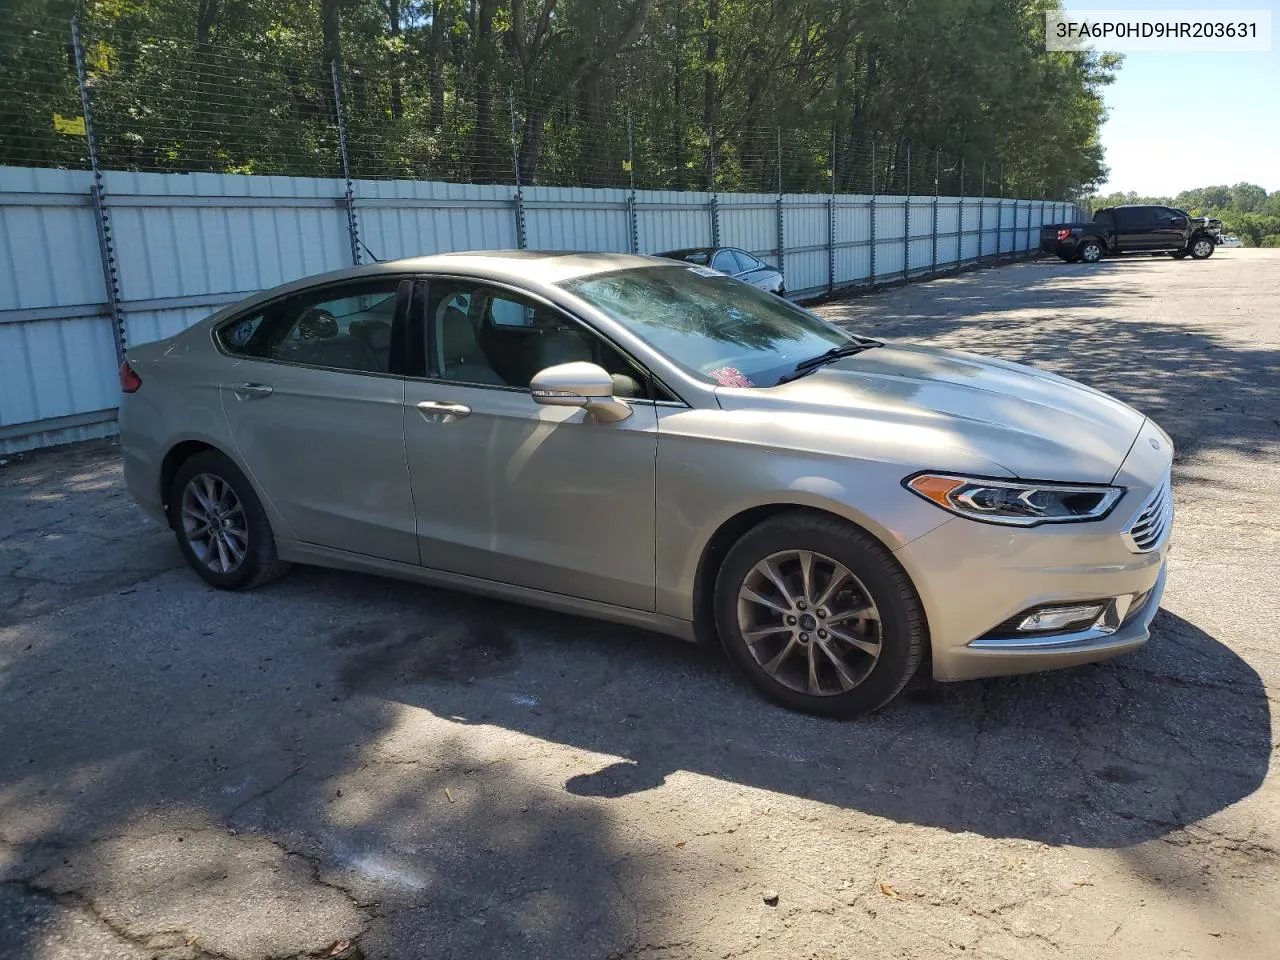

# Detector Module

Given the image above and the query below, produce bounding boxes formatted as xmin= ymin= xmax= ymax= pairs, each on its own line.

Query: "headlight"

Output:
xmin=905 ymin=473 xmax=1123 ymax=526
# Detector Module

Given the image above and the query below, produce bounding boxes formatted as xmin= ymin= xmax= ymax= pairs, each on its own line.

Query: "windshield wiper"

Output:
xmin=776 ymin=339 xmax=883 ymax=384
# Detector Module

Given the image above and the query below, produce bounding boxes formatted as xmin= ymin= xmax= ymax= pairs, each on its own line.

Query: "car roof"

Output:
xmin=199 ymin=251 xmax=674 ymax=327
xmin=248 ymin=250 xmax=667 ymax=303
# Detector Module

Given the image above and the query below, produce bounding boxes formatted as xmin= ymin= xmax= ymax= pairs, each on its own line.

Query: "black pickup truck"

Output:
xmin=1040 ymin=204 xmax=1222 ymax=263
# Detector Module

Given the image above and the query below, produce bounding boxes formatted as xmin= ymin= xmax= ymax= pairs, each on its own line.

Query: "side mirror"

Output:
xmin=1171 ymin=216 xmax=1188 ymax=228
xmin=530 ymin=361 xmax=633 ymax=423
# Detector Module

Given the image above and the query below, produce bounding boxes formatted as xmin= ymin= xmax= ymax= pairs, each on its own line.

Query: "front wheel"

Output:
xmin=169 ymin=450 xmax=289 ymax=590
xmin=713 ymin=512 xmax=927 ymax=717
xmin=1078 ymin=240 xmax=1104 ymax=263
xmin=1189 ymin=236 xmax=1215 ymax=260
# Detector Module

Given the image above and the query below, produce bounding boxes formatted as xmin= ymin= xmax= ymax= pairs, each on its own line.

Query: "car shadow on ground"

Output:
xmin=362 ymin=580 xmax=1270 ymax=849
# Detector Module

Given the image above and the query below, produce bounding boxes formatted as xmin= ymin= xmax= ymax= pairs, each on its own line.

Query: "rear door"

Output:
xmin=1113 ymin=207 xmax=1149 ymax=250
xmin=216 ymin=277 xmax=419 ymax=562
xmin=401 ymin=277 xmax=661 ymax=611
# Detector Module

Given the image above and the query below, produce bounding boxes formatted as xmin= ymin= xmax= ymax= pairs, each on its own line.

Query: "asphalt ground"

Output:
xmin=2 ymin=247 xmax=1277 ymax=959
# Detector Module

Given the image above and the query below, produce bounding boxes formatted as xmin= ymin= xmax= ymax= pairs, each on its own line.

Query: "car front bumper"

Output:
xmin=893 ymin=419 xmax=1173 ymax=682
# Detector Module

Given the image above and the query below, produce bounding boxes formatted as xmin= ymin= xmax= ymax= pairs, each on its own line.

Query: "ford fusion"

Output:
xmin=119 ymin=252 xmax=1172 ymax=716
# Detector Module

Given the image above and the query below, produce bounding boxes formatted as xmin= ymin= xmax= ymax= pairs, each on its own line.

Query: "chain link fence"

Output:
xmin=1 ymin=12 xmax=1066 ymax=201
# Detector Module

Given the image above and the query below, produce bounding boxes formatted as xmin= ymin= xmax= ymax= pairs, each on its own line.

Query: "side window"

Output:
xmin=425 ymin=281 xmax=659 ymax=399
xmin=732 ymin=250 xmax=761 ymax=272
xmin=711 ymin=249 xmax=739 ymax=274
xmin=218 ymin=312 xmax=267 ymax=356
xmin=271 ymin=281 xmax=400 ymax=373
xmin=218 ymin=279 xmax=403 ymax=373
xmin=1114 ymin=208 xmax=1140 ymax=229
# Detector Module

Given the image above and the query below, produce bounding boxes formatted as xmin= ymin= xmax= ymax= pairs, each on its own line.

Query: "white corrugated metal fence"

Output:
xmin=0 ymin=164 xmax=1082 ymax=453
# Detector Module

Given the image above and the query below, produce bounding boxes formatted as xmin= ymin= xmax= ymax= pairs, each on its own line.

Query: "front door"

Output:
xmin=402 ymin=278 xmax=659 ymax=611
xmin=217 ymin=278 xmax=418 ymax=563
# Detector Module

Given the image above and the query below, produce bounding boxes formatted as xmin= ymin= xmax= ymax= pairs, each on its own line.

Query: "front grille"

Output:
xmin=1123 ymin=475 xmax=1173 ymax=553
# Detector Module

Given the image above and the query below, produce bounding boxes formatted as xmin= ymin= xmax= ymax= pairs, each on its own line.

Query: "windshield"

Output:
xmin=561 ymin=265 xmax=853 ymax=387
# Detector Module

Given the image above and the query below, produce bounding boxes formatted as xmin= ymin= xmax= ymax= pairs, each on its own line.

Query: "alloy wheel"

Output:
xmin=736 ymin=549 xmax=882 ymax=696
xmin=1193 ymin=239 xmax=1212 ymax=258
xmin=180 ymin=473 xmax=248 ymax=574
xmin=1081 ymin=244 xmax=1101 ymax=262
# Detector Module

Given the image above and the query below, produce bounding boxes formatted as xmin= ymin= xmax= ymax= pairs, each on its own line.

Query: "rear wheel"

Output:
xmin=713 ymin=512 xmax=926 ymax=717
xmin=1078 ymin=239 xmax=1104 ymax=263
xmin=1189 ymin=236 xmax=1215 ymax=260
xmin=169 ymin=450 xmax=288 ymax=590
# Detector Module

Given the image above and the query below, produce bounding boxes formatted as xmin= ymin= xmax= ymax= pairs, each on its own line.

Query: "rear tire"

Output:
xmin=1189 ymin=236 xmax=1215 ymax=260
xmin=1078 ymin=240 xmax=1104 ymax=263
xmin=169 ymin=450 xmax=289 ymax=590
xmin=713 ymin=512 xmax=926 ymax=717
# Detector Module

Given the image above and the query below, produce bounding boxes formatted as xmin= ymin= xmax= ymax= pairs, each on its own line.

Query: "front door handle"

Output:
xmin=230 ymin=382 xmax=273 ymax=400
xmin=416 ymin=400 xmax=471 ymax=422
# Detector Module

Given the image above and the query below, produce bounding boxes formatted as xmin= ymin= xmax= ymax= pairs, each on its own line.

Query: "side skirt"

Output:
xmin=277 ymin=539 xmax=697 ymax=643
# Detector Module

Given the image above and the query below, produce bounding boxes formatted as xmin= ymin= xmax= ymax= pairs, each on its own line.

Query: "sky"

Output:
xmin=1075 ymin=1 xmax=1280 ymax=197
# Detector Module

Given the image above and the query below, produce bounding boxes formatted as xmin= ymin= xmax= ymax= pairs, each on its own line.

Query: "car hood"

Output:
xmin=715 ymin=343 xmax=1146 ymax=483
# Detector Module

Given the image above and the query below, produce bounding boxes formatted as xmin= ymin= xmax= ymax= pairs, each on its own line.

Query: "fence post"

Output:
xmin=626 ymin=109 xmax=639 ymax=254
xmin=978 ymin=159 xmax=986 ymax=263
xmin=997 ymin=164 xmax=1005 ymax=261
xmin=869 ymin=141 xmax=877 ymax=286
xmin=708 ymin=122 xmax=720 ymax=246
xmin=931 ymin=149 xmax=939 ymax=275
xmin=330 ymin=60 xmax=361 ymax=266
xmin=903 ymin=146 xmax=911 ymax=282
xmin=72 ymin=17 xmax=126 ymax=366
xmin=775 ymin=127 xmax=785 ymax=291
xmin=508 ymin=88 xmax=527 ymax=249
xmin=827 ymin=125 xmax=836 ymax=295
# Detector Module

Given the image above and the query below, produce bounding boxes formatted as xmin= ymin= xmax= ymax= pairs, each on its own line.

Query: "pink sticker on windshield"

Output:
xmin=710 ymin=366 xmax=754 ymax=388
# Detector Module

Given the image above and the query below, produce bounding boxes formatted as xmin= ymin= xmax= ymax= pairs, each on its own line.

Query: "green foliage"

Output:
xmin=1 ymin=0 xmax=1116 ymax=196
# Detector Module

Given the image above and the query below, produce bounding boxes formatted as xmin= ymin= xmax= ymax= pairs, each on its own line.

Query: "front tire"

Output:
xmin=1189 ymin=236 xmax=1215 ymax=260
xmin=169 ymin=450 xmax=288 ymax=590
xmin=713 ymin=512 xmax=926 ymax=717
xmin=1078 ymin=239 xmax=1104 ymax=263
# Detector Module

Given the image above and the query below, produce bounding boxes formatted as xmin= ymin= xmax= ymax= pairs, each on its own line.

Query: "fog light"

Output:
xmin=1017 ymin=603 xmax=1105 ymax=632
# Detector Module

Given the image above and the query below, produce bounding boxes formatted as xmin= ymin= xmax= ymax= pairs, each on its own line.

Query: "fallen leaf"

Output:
xmin=444 ymin=787 xmax=455 ymax=803
xmin=185 ymin=936 xmax=199 ymax=947
xmin=676 ymin=841 xmax=686 ymax=848
xmin=1074 ymin=880 xmax=1094 ymax=887
xmin=879 ymin=882 xmax=903 ymax=900
xmin=317 ymin=940 xmax=351 ymax=957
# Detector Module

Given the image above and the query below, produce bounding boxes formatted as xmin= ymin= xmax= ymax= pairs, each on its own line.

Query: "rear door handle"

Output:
xmin=416 ymin=400 xmax=471 ymax=422
xmin=230 ymin=383 xmax=273 ymax=400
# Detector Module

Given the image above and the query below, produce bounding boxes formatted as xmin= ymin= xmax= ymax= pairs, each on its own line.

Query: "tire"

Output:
xmin=1189 ymin=236 xmax=1215 ymax=260
xmin=775 ymin=284 xmax=787 ymax=298
xmin=713 ymin=511 xmax=927 ymax=717
xmin=168 ymin=449 xmax=288 ymax=590
xmin=1078 ymin=239 xmax=1104 ymax=263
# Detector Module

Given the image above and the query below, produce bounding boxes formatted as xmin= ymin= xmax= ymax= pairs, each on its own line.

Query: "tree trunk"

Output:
xmin=322 ymin=0 xmax=342 ymax=123
xmin=429 ymin=0 xmax=447 ymax=130
xmin=470 ymin=0 xmax=500 ymax=182
xmin=388 ymin=0 xmax=403 ymax=121
xmin=673 ymin=0 xmax=684 ymax=189
xmin=518 ymin=103 xmax=551 ymax=184
xmin=703 ymin=0 xmax=719 ymax=190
